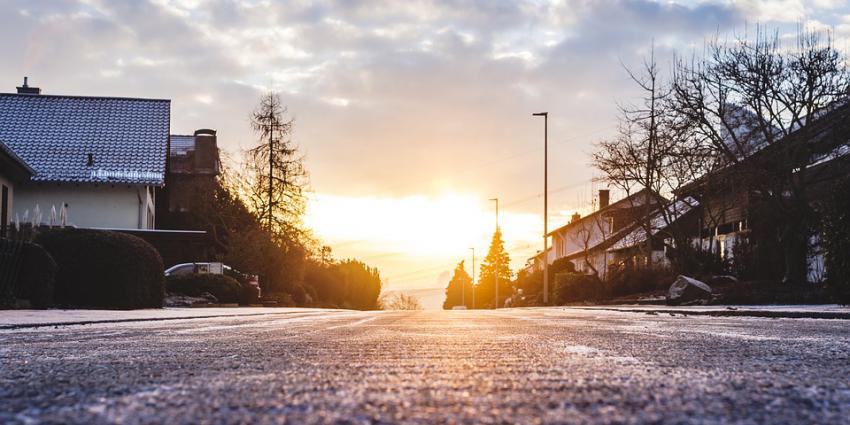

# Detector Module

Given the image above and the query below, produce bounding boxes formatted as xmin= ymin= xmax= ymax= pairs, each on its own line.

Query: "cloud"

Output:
xmin=2 ymin=0 xmax=848 ymax=288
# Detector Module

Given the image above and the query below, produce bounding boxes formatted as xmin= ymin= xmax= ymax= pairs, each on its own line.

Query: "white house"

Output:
xmin=0 ymin=80 xmax=170 ymax=230
xmin=527 ymin=189 xmax=661 ymax=280
xmin=0 ymin=141 xmax=34 ymax=238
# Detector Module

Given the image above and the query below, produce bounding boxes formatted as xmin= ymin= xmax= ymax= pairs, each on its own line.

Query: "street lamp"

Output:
xmin=489 ymin=198 xmax=499 ymax=309
xmin=470 ymin=247 xmax=476 ymax=309
xmin=532 ymin=112 xmax=549 ymax=305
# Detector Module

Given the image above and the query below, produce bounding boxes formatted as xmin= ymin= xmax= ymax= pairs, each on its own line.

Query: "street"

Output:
xmin=1 ymin=308 xmax=849 ymax=424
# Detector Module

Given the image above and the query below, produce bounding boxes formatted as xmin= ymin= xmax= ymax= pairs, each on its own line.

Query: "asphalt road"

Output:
xmin=1 ymin=308 xmax=849 ymax=424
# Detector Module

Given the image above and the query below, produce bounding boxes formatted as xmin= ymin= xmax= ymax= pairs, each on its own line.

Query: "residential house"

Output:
xmin=0 ymin=80 xmax=170 ymax=230
xmin=525 ymin=189 xmax=662 ymax=280
xmin=156 ymin=128 xmax=220 ymax=224
xmin=605 ymin=197 xmax=699 ymax=269
xmin=0 ymin=141 xmax=34 ymax=237
xmin=675 ymin=101 xmax=850 ymax=282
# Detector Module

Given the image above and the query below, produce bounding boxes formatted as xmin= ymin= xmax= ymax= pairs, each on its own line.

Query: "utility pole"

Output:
xmin=470 ymin=247 xmax=476 ymax=309
xmin=490 ymin=198 xmax=499 ymax=309
xmin=532 ymin=112 xmax=549 ymax=304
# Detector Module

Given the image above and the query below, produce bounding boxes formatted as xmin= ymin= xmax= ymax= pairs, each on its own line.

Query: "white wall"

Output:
xmin=13 ymin=182 xmax=156 ymax=229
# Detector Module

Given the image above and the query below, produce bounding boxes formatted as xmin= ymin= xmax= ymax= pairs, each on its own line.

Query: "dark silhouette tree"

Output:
xmin=244 ymin=92 xmax=309 ymax=245
xmin=443 ymin=260 xmax=473 ymax=309
xmin=670 ymin=27 xmax=850 ymax=284
xmin=593 ymin=46 xmax=715 ymax=268
xmin=476 ymin=229 xmax=512 ymax=309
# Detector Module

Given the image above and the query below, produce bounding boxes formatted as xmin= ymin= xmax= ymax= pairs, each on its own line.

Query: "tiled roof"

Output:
xmin=0 ymin=140 xmax=35 ymax=175
xmin=0 ymin=93 xmax=170 ymax=185
xmin=170 ymin=134 xmax=195 ymax=156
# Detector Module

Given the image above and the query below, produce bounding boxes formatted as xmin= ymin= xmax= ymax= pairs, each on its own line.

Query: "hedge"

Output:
xmin=35 ymin=229 xmax=165 ymax=309
xmin=166 ymin=274 xmax=242 ymax=304
xmin=554 ymin=273 xmax=605 ymax=304
xmin=16 ymin=242 xmax=57 ymax=308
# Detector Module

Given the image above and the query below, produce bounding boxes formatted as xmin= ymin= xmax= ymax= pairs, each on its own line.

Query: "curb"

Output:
xmin=0 ymin=310 xmax=324 ymax=330
xmin=575 ymin=307 xmax=850 ymax=320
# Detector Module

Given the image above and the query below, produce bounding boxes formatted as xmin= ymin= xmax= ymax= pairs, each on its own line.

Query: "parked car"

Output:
xmin=164 ymin=262 xmax=261 ymax=299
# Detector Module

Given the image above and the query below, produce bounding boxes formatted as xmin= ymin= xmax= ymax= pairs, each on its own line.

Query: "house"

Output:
xmin=548 ymin=189 xmax=662 ymax=279
xmin=524 ymin=189 xmax=662 ymax=280
xmin=606 ymin=197 xmax=699 ymax=269
xmin=156 ymin=129 xmax=220 ymax=222
xmin=675 ymin=101 xmax=850 ymax=282
xmin=0 ymin=141 xmax=34 ymax=238
xmin=0 ymin=80 xmax=170 ymax=230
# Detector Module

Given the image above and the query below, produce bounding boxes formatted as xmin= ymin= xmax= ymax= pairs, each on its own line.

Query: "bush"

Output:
xmin=604 ymin=265 xmax=675 ymax=297
xmin=555 ymin=273 xmax=605 ymax=304
xmin=35 ymin=229 xmax=165 ymax=309
xmin=15 ymin=242 xmax=57 ymax=308
xmin=166 ymin=274 xmax=242 ymax=304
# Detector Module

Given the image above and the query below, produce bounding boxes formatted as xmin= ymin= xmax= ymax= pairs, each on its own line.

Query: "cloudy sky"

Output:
xmin=4 ymin=0 xmax=850 ymax=300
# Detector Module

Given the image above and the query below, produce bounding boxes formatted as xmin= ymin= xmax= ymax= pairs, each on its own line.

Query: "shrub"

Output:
xmin=604 ymin=265 xmax=675 ymax=297
xmin=166 ymin=274 xmax=242 ymax=304
xmin=15 ymin=242 xmax=57 ymax=308
xmin=555 ymin=273 xmax=605 ymax=304
xmin=35 ymin=229 xmax=165 ymax=309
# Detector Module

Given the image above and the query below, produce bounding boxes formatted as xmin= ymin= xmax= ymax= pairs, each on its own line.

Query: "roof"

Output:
xmin=0 ymin=141 xmax=35 ymax=180
xmin=0 ymin=140 xmax=35 ymax=175
xmin=547 ymin=188 xmax=658 ymax=237
xmin=0 ymin=93 xmax=170 ymax=185
xmin=170 ymin=134 xmax=195 ymax=156
xmin=677 ymin=100 xmax=850 ymax=196
xmin=607 ymin=197 xmax=698 ymax=252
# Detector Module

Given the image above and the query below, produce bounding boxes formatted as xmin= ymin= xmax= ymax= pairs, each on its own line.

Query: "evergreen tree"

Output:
xmin=477 ymin=229 xmax=512 ymax=309
xmin=443 ymin=260 xmax=473 ymax=309
xmin=244 ymin=92 xmax=309 ymax=245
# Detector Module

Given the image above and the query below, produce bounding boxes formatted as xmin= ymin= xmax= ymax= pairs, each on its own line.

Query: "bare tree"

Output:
xmin=244 ymin=92 xmax=309 ymax=245
xmin=669 ymin=27 xmax=850 ymax=284
xmin=382 ymin=293 xmax=423 ymax=310
xmin=593 ymin=47 xmax=713 ymax=266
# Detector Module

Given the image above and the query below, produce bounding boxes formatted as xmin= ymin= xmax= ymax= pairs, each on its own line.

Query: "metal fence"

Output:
xmin=0 ymin=238 xmax=24 ymax=306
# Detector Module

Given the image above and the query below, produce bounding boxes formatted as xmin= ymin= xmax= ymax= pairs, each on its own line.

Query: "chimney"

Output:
xmin=193 ymin=129 xmax=219 ymax=174
xmin=598 ymin=189 xmax=610 ymax=210
xmin=16 ymin=77 xmax=41 ymax=95
xmin=570 ymin=212 xmax=581 ymax=224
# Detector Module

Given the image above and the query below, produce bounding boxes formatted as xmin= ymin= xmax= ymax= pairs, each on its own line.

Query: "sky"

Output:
xmin=3 ymin=0 xmax=850 ymax=305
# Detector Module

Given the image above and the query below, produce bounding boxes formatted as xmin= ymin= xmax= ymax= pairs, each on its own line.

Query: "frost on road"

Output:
xmin=1 ymin=309 xmax=849 ymax=424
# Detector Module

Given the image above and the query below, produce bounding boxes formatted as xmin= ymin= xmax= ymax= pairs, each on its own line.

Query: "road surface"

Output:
xmin=1 ymin=308 xmax=849 ymax=424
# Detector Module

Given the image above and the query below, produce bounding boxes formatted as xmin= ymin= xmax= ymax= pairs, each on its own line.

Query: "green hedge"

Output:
xmin=35 ymin=229 xmax=165 ymax=309
xmin=166 ymin=274 xmax=242 ymax=304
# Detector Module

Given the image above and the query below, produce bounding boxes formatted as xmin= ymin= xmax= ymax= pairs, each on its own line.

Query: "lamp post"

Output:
xmin=470 ymin=247 xmax=476 ymax=309
xmin=489 ymin=198 xmax=499 ymax=309
xmin=532 ymin=112 xmax=549 ymax=304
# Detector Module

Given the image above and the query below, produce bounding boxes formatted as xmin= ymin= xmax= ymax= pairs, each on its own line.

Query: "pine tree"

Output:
xmin=244 ymin=92 xmax=309 ymax=245
xmin=443 ymin=260 xmax=473 ymax=309
xmin=477 ymin=229 xmax=512 ymax=309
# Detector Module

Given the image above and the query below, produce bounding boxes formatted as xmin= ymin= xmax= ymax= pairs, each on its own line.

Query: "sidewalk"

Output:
xmin=0 ymin=307 xmax=330 ymax=329
xmin=569 ymin=304 xmax=850 ymax=320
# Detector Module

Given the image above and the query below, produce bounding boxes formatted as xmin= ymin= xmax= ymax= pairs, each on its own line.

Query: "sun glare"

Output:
xmin=306 ymin=192 xmax=541 ymax=288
